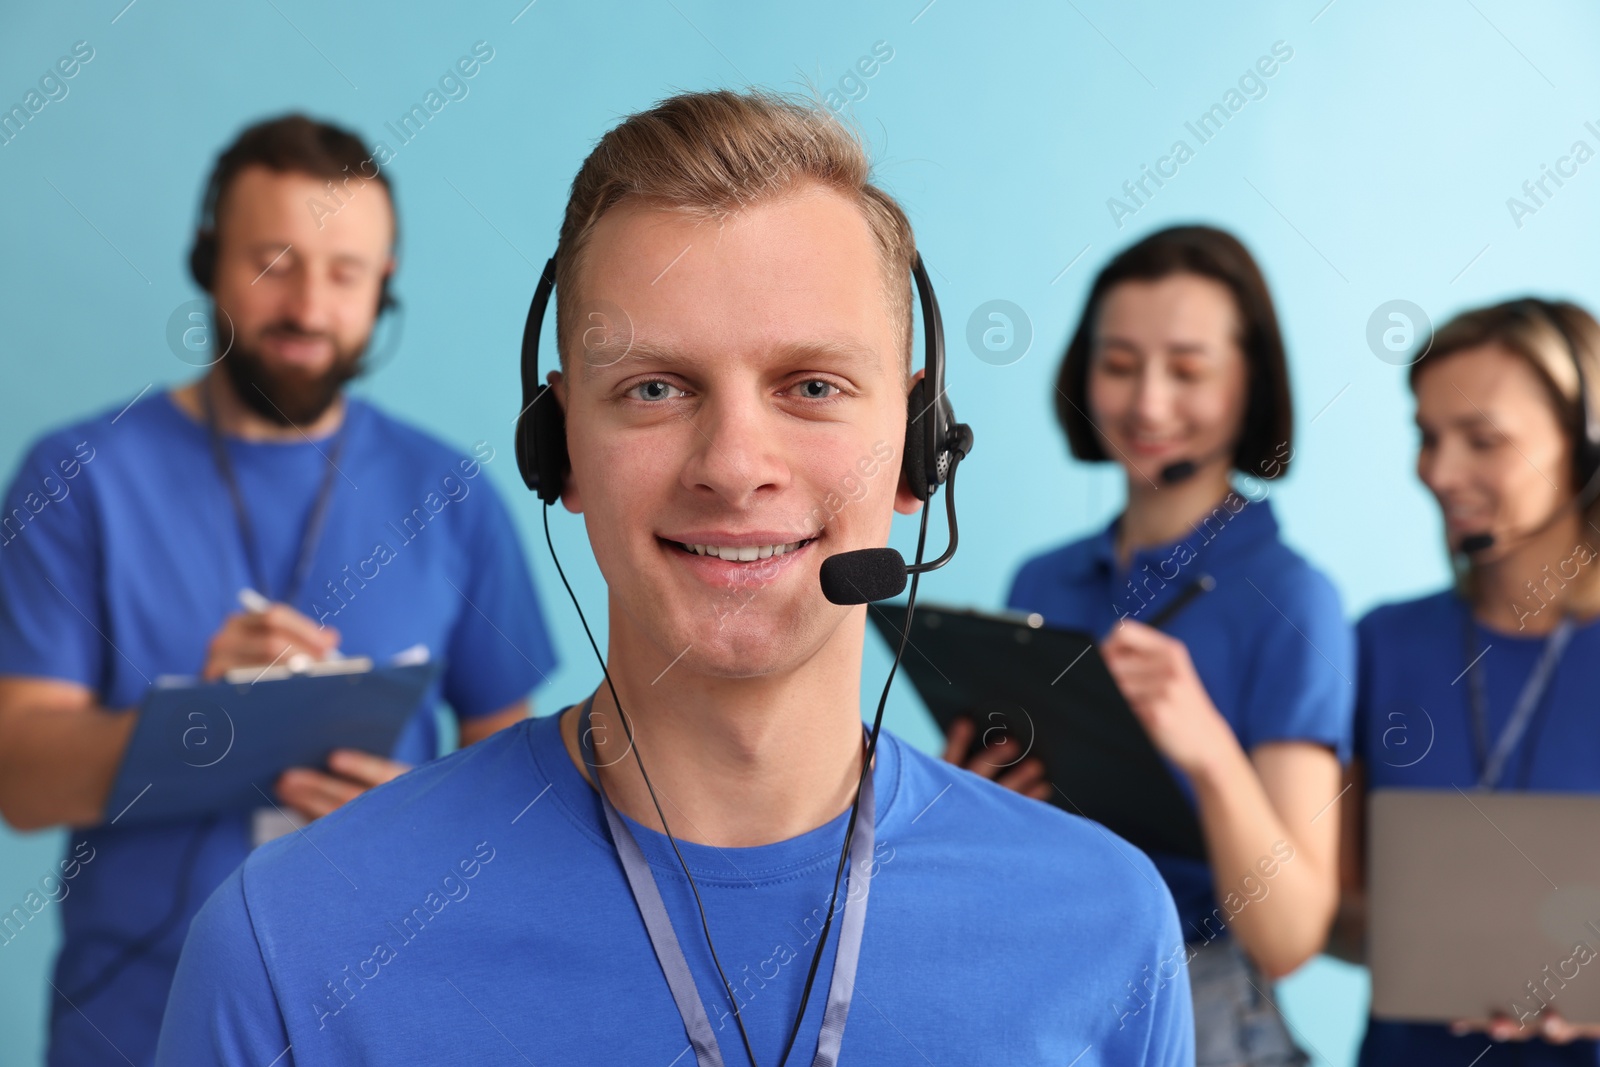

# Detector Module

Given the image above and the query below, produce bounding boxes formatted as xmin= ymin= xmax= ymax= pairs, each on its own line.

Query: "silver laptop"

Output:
xmin=1369 ymin=788 xmax=1600 ymax=1025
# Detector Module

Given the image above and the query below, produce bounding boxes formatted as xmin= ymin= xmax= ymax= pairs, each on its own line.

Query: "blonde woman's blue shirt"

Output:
xmin=1355 ymin=590 xmax=1600 ymax=1066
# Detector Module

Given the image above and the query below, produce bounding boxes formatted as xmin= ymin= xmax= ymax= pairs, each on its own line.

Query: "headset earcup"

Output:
xmin=1579 ymin=379 xmax=1600 ymax=487
xmin=535 ymin=392 xmax=569 ymax=506
xmin=903 ymin=379 xmax=930 ymax=502
xmin=516 ymin=385 xmax=570 ymax=506
xmin=514 ymin=402 xmax=538 ymax=495
xmin=189 ymin=232 xmax=215 ymax=291
xmin=1580 ymin=438 xmax=1600 ymax=492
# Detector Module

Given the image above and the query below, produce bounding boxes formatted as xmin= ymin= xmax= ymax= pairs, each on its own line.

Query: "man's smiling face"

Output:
xmin=554 ymin=183 xmax=921 ymax=679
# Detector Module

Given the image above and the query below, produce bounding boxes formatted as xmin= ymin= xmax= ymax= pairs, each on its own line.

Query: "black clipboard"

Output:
xmin=105 ymin=659 xmax=441 ymax=827
xmin=871 ymin=602 xmax=1206 ymax=861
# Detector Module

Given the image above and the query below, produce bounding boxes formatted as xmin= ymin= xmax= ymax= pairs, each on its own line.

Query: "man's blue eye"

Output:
xmin=796 ymin=380 xmax=836 ymax=399
xmin=629 ymin=380 xmax=682 ymax=402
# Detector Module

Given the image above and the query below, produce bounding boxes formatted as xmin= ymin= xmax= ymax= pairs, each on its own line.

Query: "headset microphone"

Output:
xmin=816 ymin=254 xmax=971 ymax=606
xmin=1159 ymin=438 xmax=1238 ymax=486
xmin=1159 ymin=459 xmax=1198 ymax=485
xmin=1457 ymin=472 xmax=1600 ymax=558
xmin=820 ymin=424 xmax=971 ymax=605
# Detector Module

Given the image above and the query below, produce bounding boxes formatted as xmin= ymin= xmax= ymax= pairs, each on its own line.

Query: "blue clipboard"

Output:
xmin=104 ymin=659 xmax=441 ymax=827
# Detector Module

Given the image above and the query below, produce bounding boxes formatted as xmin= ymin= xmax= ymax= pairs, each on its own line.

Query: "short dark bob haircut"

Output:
xmin=1053 ymin=224 xmax=1295 ymax=480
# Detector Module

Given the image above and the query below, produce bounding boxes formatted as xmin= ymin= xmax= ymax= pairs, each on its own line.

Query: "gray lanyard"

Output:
xmin=578 ymin=698 xmax=873 ymax=1067
xmin=1464 ymin=614 xmax=1574 ymax=789
xmin=201 ymin=386 xmax=345 ymax=606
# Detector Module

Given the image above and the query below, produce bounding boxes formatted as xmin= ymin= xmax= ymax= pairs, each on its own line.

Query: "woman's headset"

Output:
xmin=1457 ymin=297 xmax=1600 ymax=557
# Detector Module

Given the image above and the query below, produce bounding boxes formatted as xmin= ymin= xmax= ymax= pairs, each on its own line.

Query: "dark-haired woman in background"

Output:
xmin=953 ymin=225 xmax=1352 ymax=1065
xmin=1337 ymin=298 xmax=1600 ymax=1064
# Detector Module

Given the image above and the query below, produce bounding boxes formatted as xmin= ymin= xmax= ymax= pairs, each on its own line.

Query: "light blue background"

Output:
xmin=5 ymin=0 xmax=1600 ymax=1063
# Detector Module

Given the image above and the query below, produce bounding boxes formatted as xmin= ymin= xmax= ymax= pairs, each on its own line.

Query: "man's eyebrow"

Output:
xmin=328 ymin=252 xmax=377 ymax=270
xmin=580 ymin=337 xmax=884 ymax=372
xmin=773 ymin=338 xmax=882 ymax=366
xmin=240 ymin=243 xmax=373 ymax=262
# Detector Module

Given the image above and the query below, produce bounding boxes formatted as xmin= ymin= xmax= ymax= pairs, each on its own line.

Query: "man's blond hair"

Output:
xmin=555 ymin=89 xmax=916 ymax=369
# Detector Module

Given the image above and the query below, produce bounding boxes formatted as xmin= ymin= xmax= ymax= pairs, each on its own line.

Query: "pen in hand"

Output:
xmin=1145 ymin=574 xmax=1216 ymax=631
xmin=237 ymin=588 xmax=343 ymax=663
xmin=237 ymin=587 xmax=272 ymax=616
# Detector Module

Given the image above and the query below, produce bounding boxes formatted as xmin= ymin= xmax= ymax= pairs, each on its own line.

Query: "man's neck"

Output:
xmin=1472 ymin=511 xmax=1599 ymax=634
xmin=1116 ymin=465 xmax=1237 ymax=567
xmin=559 ymin=615 xmax=869 ymax=848
xmin=170 ymin=371 xmax=345 ymax=443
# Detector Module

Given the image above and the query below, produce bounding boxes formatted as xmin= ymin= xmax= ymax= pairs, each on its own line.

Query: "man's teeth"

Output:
xmin=682 ymin=541 xmax=807 ymax=562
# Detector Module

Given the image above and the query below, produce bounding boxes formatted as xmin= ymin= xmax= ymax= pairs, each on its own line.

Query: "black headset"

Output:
xmin=187 ymin=166 xmax=398 ymax=316
xmin=514 ymin=253 xmax=961 ymax=507
xmin=1456 ymin=298 xmax=1600 ymax=558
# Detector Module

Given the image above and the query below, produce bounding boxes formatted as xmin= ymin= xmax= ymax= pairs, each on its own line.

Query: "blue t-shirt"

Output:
xmin=1355 ymin=591 xmax=1600 ymax=1066
xmin=1006 ymin=495 xmax=1354 ymax=942
xmin=156 ymin=711 xmax=1194 ymax=1065
xmin=0 ymin=391 xmax=558 ymax=1067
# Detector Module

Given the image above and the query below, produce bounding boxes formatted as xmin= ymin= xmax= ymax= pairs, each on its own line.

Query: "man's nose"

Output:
xmin=678 ymin=395 xmax=791 ymax=506
xmin=279 ymin=267 xmax=336 ymax=333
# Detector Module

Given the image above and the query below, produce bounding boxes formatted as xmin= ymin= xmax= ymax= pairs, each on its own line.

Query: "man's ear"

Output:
xmin=549 ymin=369 xmax=583 ymax=514
xmin=894 ymin=368 xmax=926 ymax=516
